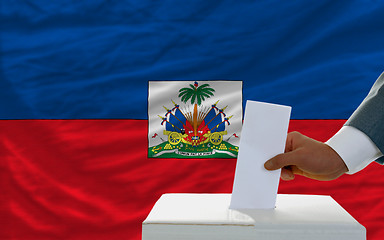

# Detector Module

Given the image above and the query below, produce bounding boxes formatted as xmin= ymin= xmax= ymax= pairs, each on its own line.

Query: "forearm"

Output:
xmin=326 ymin=126 xmax=383 ymax=174
xmin=345 ymin=72 xmax=384 ymax=157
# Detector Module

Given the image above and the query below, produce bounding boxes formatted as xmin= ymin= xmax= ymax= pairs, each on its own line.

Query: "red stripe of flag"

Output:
xmin=1 ymin=120 xmax=383 ymax=239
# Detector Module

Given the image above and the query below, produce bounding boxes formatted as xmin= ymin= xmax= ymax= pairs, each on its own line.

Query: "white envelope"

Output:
xmin=230 ymin=100 xmax=291 ymax=209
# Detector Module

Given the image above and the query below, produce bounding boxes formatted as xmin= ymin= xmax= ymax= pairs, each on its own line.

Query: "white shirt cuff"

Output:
xmin=325 ymin=126 xmax=383 ymax=174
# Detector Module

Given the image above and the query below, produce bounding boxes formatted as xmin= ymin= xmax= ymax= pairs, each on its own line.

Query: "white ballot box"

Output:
xmin=142 ymin=194 xmax=366 ymax=240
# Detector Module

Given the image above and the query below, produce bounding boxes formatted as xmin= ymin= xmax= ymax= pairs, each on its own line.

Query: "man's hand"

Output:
xmin=264 ymin=131 xmax=348 ymax=181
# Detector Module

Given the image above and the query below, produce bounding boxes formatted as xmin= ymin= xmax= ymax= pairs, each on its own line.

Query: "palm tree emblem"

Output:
xmin=178 ymin=81 xmax=215 ymax=143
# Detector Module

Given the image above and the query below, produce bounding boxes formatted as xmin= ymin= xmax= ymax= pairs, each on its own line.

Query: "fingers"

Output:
xmin=289 ymin=165 xmax=305 ymax=176
xmin=284 ymin=131 xmax=303 ymax=153
xmin=281 ymin=167 xmax=295 ymax=181
xmin=264 ymin=151 xmax=299 ymax=170
xmin=264 ymin=131 xmax=347 ymax=181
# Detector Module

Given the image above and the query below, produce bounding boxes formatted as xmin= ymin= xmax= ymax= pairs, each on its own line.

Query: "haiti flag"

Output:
xmin=1 ymin=1 xmax=384 ymax=240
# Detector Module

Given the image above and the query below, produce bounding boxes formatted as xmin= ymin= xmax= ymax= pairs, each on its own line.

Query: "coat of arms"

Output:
xmin=148 ymin=81 xmax=242 ymax=158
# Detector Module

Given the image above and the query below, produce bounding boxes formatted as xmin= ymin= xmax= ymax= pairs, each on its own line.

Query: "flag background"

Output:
xmin=1 ymin=1 xmax=384 ymax=240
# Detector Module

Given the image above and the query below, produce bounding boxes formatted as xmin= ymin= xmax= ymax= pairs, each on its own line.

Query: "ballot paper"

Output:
xmin=230 ymin=100 xmax=291 ymax=209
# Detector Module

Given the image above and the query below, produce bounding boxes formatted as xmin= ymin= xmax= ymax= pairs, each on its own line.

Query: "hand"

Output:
xmin=264 ymin=131 xmax=348 ymax=181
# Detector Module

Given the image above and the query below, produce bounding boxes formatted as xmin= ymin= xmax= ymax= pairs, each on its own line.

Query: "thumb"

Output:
xmin=264 ymin=151 xmax=299 ymax=170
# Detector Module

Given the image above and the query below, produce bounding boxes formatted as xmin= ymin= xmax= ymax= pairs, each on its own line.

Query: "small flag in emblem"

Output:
xmin=148 ymin=81 xmax=242 ymax=158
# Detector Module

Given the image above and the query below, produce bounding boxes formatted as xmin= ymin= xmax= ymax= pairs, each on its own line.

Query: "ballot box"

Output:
xmin=142 ymin=193 xmax=365 ymax=240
